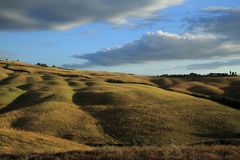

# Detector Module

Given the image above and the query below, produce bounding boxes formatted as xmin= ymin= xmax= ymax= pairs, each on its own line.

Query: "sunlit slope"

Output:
xmin=0 ymin=129 xmax=90 ymax=154
xmin=0 ymin=74 xmax=110 ymax=145
xmin=0 ymin=60 xmax=129 ymax=77
xmin=0 ymin=60 xmax=240 ymax=147
xmin=0 ymin=101 xmax=110 ymax=145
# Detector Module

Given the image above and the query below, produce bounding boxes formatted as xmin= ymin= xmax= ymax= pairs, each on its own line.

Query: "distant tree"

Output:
xmin=189 ymin=73 xmax=198 ymax=77
xmin=229 ymin=71 xmax=238 ymax=76
xmin=36 ymin=62 xmax=48 ymax=67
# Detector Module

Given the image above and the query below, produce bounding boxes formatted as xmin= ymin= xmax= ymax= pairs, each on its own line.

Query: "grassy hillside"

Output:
xmin=0 ymin=60 xmax=240 ymax=158
xmin=0 ymin=128 xmax=90 ymax=154
xmin=151 ymin=77 xmax=240 ymax=100
xmin=75 ymin=82 xmax=240 ymax=145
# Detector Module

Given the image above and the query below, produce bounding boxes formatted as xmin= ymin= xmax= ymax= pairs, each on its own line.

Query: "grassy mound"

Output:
xmin=0 ymin=85 xmax=24 ymax=110
xmin=0 ymin=73 xmax=9 ymax=81
xmin=0 ymin=60 xmax=240 ymax=155
xmin=102 ymin=75 xmax=155 ymax=86
xmin=151 ymin=77 xmax=240 ymax=100
xmin=74 ymin=82 xmax=240 ymax=146
xmin=74 ymin=81 xmax=179 ymax=106
xmin=0 ymin=74 xmax=42 ymax=85
xmin=0 ymin=128 xmax=90 ymax=154
xmin=172 ymin=81 xmax=224 ymax=96
xmin=0 ymin=75 xmax=29 ymax=85
xmin=0 ymin=101 xmax=110 ymax=145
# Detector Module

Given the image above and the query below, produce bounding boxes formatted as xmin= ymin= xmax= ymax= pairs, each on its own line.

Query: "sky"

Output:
xmin=0 ymin=0 xmax=239 ymax=75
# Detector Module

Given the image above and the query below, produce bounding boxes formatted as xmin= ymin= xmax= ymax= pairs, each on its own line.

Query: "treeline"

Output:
xmin=36 ymin=62 xmax=56 ymax=68
xmin=140 ymin=72 xmax=239 ymax=77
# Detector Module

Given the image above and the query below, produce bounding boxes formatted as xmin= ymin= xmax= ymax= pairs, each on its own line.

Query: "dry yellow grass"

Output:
xmin=2 ymin=145 xmax=240 ymax=160
xmin=0 ymin=101 xmax=110 ymax=145
xmin=0 ymin=60 xmax=240 ymax=156
xmin=172 ymin=81 xmax=224 ymax=96
xmin=0 ymin=128 xmax=90 ymax=154
xmin=73 ymin=81 xmax=240 ymax=145
xmin=151 ymin=77 xmax=240 ymax=100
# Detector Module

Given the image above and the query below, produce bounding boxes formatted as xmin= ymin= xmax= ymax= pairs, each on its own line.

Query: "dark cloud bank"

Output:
xmin=0 ymin=0 xmax=182 ymax=30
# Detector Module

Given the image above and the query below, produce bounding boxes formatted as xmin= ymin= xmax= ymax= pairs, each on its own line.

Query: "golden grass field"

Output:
xmin=0 ymin=60 xmax=240 ymax=159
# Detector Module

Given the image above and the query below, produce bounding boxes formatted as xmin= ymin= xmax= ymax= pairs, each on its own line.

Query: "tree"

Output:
xmin=36 ymin=62 xmax=48 ymax=67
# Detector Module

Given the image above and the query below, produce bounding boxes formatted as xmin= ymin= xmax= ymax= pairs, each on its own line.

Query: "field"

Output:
xmin=0 ymin=60 xmax=240 ymax=159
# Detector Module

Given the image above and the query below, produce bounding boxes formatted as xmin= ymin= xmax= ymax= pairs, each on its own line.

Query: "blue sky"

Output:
xmin=0 ymin=0 xmax=239 ymax=74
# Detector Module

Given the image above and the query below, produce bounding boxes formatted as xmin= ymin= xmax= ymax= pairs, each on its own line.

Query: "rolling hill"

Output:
xmin=0 ymin=128 xmax=90 ymax=154
xmin=0 ymin=60 xmax=240 ymax=159
xmin=151 ymin=76 xmax=240 ymax=99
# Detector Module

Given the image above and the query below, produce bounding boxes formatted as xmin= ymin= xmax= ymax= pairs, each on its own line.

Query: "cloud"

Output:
xmin=127 ymin=15 xmax=165 ymax=29
xmin=187 ymin=59 xmax=240 ymax=70
xmin=63 ymin=6 xmax=240 ymax=69
xmin=188 ymin=7 xmax=240 ymax=42
xmin=0 ymin=0 xmax=183 ymax=31
xmin=63 ymin=31 xmax=240 ymax=68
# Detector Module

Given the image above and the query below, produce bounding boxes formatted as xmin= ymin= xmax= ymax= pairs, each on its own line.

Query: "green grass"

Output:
xmin=0 ymin=85 xmax=25 ymax=110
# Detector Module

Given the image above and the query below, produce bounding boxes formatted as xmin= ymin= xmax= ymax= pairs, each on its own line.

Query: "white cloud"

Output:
xmin=64 ymin=7 xmax=240 ymax=69
xmin=63 ymin=31 xmax=240 ymax=68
